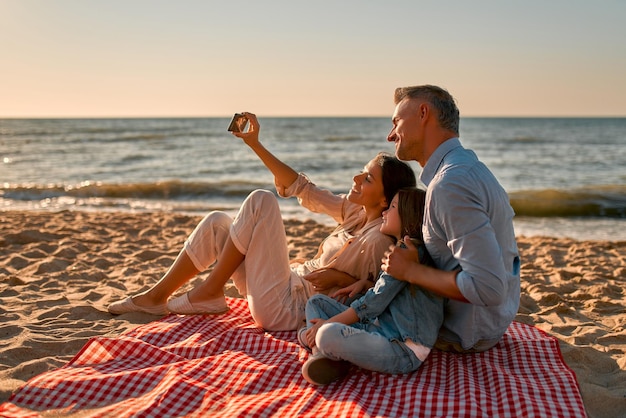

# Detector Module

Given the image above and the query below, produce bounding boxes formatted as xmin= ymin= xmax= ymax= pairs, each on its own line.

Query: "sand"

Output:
xmin=0 ymin=210 xmax=624 ymax=417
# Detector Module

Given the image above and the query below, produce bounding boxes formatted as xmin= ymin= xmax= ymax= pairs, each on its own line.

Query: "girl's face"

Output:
xmin=347 ymin=158 xmax=387 ymax=212
xmin=380 ymin=193 xmax=402 ymax=239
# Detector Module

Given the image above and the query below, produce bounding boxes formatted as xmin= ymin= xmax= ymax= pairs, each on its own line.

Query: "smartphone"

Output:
xmin=227 ymin=113 xmax=249 ymax=132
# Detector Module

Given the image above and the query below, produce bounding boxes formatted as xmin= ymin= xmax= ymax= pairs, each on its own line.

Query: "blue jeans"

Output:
xmin=305 ymin=296 xmax=423 ymax=374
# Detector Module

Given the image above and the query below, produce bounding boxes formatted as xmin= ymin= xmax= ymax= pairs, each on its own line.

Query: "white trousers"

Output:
xmin=184 ymin=190 xmax=310 ymax=331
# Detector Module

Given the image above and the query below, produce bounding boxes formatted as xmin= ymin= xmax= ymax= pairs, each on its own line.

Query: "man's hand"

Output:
xmin=381 ymin=236 xmax=420 ymax=281
xmin=383 ymin=236 xmax=468 ymax=302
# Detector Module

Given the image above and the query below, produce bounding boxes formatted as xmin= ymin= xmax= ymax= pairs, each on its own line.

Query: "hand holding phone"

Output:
xmin=227 ymin=113 xmax=249 ymax=132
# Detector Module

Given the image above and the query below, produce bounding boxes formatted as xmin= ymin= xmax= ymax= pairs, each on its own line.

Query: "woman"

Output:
xmin=299 ymin=187 xmax=443 ymax=385
xmin=108 ymin=113 xmax=416 ymax=331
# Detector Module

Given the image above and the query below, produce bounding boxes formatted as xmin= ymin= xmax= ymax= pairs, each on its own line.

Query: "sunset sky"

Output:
xmin=1 ymin=0 xmax=624 ymax=118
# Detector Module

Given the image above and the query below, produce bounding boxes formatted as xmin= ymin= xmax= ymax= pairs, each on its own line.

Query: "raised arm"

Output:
xmin=231 ymin=112 xmax=298 ymax=190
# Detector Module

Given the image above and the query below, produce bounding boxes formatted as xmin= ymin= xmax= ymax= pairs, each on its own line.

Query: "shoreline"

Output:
xmin=4 ymin=203 xmax=626 ymax=243
xmin=1 ymin=210 xmax=625 ymax=417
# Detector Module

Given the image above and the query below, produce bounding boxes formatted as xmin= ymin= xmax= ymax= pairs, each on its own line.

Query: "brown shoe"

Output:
xmin=301 ymin=353 xmax=351 ymax=386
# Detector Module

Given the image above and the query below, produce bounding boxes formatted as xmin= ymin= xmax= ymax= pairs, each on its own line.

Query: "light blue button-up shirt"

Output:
xmin=420 ymin=138 xmax=520 ymax=350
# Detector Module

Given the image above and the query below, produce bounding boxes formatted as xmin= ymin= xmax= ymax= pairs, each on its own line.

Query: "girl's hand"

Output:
xmin=305 ymin=318 xmax=326 ymax=348
xmin=231 ymin=112 xmax=260 ymax=147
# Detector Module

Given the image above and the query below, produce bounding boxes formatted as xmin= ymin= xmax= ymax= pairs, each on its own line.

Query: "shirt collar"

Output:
xmin=419 ymin=137 xmax=461 ymax=186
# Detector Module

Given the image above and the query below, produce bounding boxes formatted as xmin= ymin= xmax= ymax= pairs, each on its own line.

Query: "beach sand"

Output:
xmin=1 ymin=210 xmax=624 ymax=417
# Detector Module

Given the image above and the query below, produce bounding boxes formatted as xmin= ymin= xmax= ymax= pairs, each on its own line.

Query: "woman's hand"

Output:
xmin=331 ymin=279 xmax=371 ymax=303
xmin=304 ymin=268 xmax=356 ymax=292
xmin=231 ymin=112 xmax=261 ymax=148
xmin=230 ymin=112 xmax=299 ymax=189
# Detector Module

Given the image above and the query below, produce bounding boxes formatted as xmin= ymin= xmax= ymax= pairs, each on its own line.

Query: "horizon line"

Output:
xmin=2 ymin=114 xmax=626 ymax=120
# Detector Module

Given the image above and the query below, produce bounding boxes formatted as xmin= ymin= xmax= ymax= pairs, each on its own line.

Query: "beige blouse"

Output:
xmin=277 ymin=173 xmax=393 ymax=283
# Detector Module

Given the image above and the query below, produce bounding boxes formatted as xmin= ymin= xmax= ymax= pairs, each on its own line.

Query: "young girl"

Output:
xmin=299 ymin=187 xmax=444 ymax=385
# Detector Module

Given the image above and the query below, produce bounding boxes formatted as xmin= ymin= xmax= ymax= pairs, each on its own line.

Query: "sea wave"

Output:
xmin=2 ymin=181 xmax=625 ymax=218
xmin=509 ymin=185 xmax=626 ymax=218
xmin=323 ymin=135 xmax=363 ymax=142
xmin=0 ymin=180 xmax=269 ymax=201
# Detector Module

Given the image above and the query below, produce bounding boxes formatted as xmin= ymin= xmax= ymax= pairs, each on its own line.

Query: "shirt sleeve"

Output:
xmin=277 ymin=173 xmax=345 ymax=224
xmin=350 ymin=273 xmax=407 ymax=321
xmin=431 ymin=173 xmax=509 ymax=306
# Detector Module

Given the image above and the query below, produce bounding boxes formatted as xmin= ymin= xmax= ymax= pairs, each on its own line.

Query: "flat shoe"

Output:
xmin=167 ymin=292 xmax=229 ymax=315
xmin=297 ymin=326 xmax=312 ymax=353
xmin=301 ymin=353 xmax=351 ymax=386
xmin=108 ymin=296 xmax=168 ymax=316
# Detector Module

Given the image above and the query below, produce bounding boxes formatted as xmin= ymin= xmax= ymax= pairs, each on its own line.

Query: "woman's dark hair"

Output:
xmin=397 ymin=187 xmax=427 ymax=242
xmin=375 ymin=152 xmax=416 ymax=209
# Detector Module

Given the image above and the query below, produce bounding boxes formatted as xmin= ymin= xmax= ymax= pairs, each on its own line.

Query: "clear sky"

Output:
xmin=1 ymin=0 xmax=625 ymax=118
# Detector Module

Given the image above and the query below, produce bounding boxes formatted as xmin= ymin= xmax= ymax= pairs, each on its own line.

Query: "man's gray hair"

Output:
xmin=394 ymin=85 xmax=460 ymax=135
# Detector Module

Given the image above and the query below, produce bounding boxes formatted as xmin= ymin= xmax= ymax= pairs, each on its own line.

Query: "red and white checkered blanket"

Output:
xmin=2 ymin=297 xmax=586 ymax=417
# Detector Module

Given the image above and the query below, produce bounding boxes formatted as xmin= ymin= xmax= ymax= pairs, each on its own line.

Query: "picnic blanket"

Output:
xmin=1 ymin=297 xmax=587 ymax=417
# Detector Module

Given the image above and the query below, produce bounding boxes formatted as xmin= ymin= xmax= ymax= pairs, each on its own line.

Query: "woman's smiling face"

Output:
xmin=347 ymin=158 xmax=387 ymax=212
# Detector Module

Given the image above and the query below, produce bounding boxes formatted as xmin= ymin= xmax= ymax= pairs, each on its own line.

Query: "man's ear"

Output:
xmin=419 ymin=103 xmax=429 ymax=119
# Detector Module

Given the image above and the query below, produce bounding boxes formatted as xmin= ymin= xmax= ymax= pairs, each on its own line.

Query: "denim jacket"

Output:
xmin=350 ymin=244 xmax=444 ymax=349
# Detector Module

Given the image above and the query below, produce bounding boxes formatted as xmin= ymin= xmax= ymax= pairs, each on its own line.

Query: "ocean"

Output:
xmin=1 ymin=117 xmax=625 ymax=241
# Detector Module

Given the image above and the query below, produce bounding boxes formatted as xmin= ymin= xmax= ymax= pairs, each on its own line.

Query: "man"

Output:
xmin=383 ymin=85 xmax=520 ymax=353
